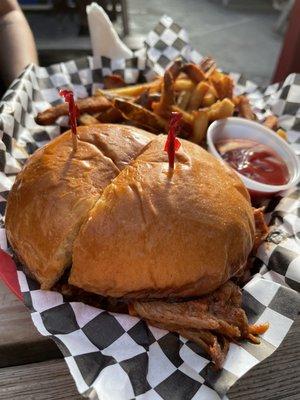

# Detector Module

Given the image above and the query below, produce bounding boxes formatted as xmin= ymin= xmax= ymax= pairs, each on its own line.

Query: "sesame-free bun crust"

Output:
xmin=5 ymin=124 xmax=154 ymax=289
xmin=69 ymin=136 xmax=255 ymax=298
xmin=6 ymin=123 xmax=255 ymax=297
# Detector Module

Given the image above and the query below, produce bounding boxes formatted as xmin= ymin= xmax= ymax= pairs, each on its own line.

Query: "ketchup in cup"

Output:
xmin=207 ymin=118 xmax=300 ymax=200
xmin=216 ymin=139 xmax=289 ymax=186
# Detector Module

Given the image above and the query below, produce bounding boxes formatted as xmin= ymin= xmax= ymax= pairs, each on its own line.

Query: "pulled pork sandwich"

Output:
xmin=6 ymin=122 xmax=268 ymax=368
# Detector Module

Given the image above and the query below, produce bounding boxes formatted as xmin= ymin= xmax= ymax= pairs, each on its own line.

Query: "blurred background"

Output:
xmin=18 ymin=1 xmax=298 ymax=85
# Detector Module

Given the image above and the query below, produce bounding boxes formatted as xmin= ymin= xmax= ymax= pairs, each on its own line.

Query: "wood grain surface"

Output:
xmin=228 ymin=315 xmax=300 ymax=400
xmin=0 ymin=359 xmax=82 ymax=400
xmin=0 ymin=281 xmax=61 ymax=367
xmin=0 ymin=281 xmax=299 ymax=399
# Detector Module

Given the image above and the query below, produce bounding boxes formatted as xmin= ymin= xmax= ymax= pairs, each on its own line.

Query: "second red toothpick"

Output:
xmin=59 ymin=89 xmax=79 ymax=152
xmin=164 ymin=112 xmax=182 ymax=169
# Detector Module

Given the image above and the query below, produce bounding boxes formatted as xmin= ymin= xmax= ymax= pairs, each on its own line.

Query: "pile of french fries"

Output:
xmin=35 ymin=57 xmax=287 ymax=143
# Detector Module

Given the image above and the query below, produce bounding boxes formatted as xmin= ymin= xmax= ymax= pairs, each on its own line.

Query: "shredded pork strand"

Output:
xmin=253 ymin=207 xmax=269 ymax=250
xmin=130 ymin=281 xmax=268 ymax=369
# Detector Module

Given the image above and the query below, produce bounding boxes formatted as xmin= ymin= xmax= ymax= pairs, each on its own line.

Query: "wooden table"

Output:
xmin=0 ymin=281 xmax=299 ymax=400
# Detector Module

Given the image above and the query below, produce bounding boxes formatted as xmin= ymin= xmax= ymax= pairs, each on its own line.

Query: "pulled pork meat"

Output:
xmin=253 ymin=207 xmax=269 ymax=251
xmin=129 ymin=281 xmax=268 ymax=369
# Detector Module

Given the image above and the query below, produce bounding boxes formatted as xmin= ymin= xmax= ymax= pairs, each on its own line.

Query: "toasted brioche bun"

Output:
xmin=6 ymin=124 xmax=255 ymax=297
xmin=69 ymin=135 xmax=255 ymax=298
xmin=5 ymin=124 xmax=154 ymax=288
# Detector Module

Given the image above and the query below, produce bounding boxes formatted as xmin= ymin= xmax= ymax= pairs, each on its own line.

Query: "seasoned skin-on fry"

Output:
xmin=200 ymin=56 xmax=217 ymax=77
xmin=172 ymin=105 xmax=194 ymax=125
xmin=152 ymin=71 xmax=176 ymax=117
xmin=187 ymin=81 xmax=210 ymax=111
xmin=94 ymin=90 xmax=132 ymax=102
xmin=192 ymin=110 xmax=209 ymax=143
xmin=135 ymin=90 xmax=161 ymax=110
xmin=223 ymin=75 xmax=234 ymax=99
xmin=177 ymin=90 xmax=192 ymax=110
xmin=166 ymin=58 xmax=183 ymax=80
xmin=153 ymin=60 xmax=184 ymax=117
xmin=174 ymin=79 xmax=195 ymax=92
xmin=208 ymin=98 xmax=235 ymax=121
xmin=99 ymin=79 xmax=162 ymax=97
xmin=103 ymin=74 xmax=125 ymax=89
xmin=237 ymin=95 xmax=256 ymax=120
xmin=79 ymin=113 xmax=100 ymax=126
xmin=212 ymin=75 xmax=234 ymax=99
xmin=232 ymin=96 xmax=241 ymax=106
xmin=264 ymin=115 xmax=278 ymax=130
xmin=202 ymin=92 xmax=217 ymax=107
xmin=114 ymin=98 xmax=167 ymax=133
xmin=35 ymin=96 xmax=112 ymax=125
xmin=276 ymin=128 xmax=288 ymax=140
xmin=97 ymin=107 xmax=123 ymax=123
xmin=182 ymin=63 xmax=205 ymax=83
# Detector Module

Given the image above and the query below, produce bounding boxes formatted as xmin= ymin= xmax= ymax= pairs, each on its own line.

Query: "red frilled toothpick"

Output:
xmin=164 ymin=112 xmax=182 ymax=169
xmin=59 ymin=89 xmax=79 ymax=151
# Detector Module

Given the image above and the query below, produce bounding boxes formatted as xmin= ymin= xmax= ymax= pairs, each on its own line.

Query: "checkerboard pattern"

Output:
xmin=0 ymin=15 xmax=300 ymax=400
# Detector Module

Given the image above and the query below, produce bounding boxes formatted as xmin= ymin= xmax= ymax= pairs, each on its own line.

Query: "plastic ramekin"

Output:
xmin=207 ymin=117 xmax=300 ymax=197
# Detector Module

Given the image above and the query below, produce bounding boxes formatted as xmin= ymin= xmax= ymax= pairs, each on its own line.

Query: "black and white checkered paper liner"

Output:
xmin=0 ymin=15 xmax=300 ymax=400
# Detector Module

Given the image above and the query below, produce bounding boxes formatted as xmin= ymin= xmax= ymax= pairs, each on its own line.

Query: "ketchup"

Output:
xmin=216 ymin=139 xmax=289 ymax=186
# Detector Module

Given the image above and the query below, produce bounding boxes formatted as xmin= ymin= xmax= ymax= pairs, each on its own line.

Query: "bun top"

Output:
xmin=5 ymin=124 xmax=154 ymax=289
xmin=6 ymin=124 xmax=255 ymax=297
xmin=70 ymin=135 xmax=255 ymax=298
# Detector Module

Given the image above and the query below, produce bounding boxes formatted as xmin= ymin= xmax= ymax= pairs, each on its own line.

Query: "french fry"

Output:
xmin=187 ymin=81 xmax=210 ymax=111
xmin=36 ymin=58 xmax=270 ymax=148
xmin=153 ymin=59 xmax=186 ymax=117
xmin=200 ymin=57 xmax=217 ymax=77
xmin=223 ymin=76 xmax=234 ymax=99
xmin=202 ymin=92 xmax=217 ymax=107
xmin=152 ymin=71 xmax=175 ymax=117
xmin=98 ymin=107 xmax=123 ymax=123
xmin=169 ymin=105 xmax=193 ymax=137
xmin=276 ymin=128 xmax=287 ymax=140
xmin=166 ymin=58 xmax=183 ymax=80
xmin=135 ymin=90 xmax=161 ymax=110
xmin=232 ymin=96 xmax=241 ymax=106
xmin=79 ymin=113 xmax=100 ymax=126
xmin=264 ymin=115 xmax=278 ymax=130
xmin=177 ymin=72 xmax=189 ymax=79
xmin=211 ymin=77 xmax=223 ymax=99
xmin=237 ymin=96 xmax=256 ymax=120
xmin=209 ymin=69 xmax=223 ymax=81
xmin=103 ymin=74 xmax=125 ymax=89
xmin=98 ymin=79 xmax=162 ymax=97
xmin=207 ymin=84 xmax=218 ymax=98
xmin=94 ymin=89 xmax=132 ymax=102
xmin=114 ymin=98 xmax=167 ymax=133
xmin=211 ymin=75 xmax=234 ymax=99
xmin=182 ymin=63 xmax=205 ymax=83
xmin=174 ymin=79 xmax=195 ymax=92
xmin=35 ymin=96 xmax=112 ymax=125
xmin=177 ymin=90 xmax=192 ymax=110
xmin=208 ymin=98 xmax=235 ymax=121
xmin=192 ymin=110 xmax=209 ymax=143
xmin=172 ymin=105 xmax=194 ymax=125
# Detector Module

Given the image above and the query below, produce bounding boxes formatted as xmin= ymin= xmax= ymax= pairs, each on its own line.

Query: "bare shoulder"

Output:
xmin=0 ymin=0 xmax=20 ymax=18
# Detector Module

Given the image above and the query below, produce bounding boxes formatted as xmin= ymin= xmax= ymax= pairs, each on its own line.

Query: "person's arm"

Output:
xmin=0 ymin=0 xmax=38 ymax=87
